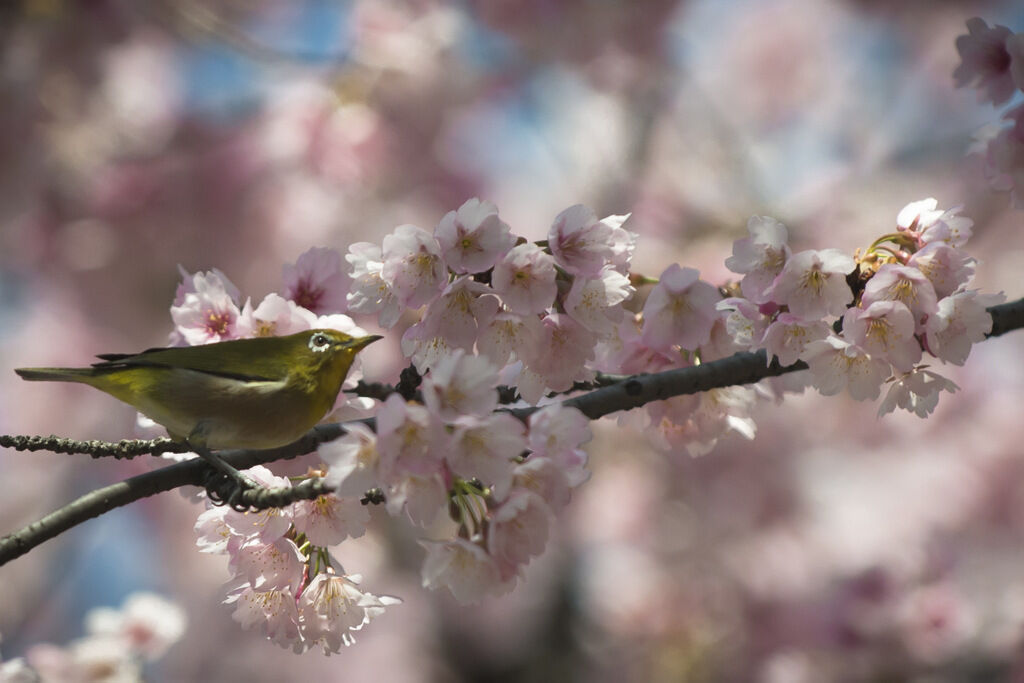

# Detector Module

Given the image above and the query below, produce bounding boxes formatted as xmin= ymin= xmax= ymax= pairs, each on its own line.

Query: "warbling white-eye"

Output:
xmin=15 ymin=329 xmax=382 ymax=496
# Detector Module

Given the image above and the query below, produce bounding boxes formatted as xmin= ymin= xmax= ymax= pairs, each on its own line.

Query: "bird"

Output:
xmin=15 ymin=329 xmax=382 ymax=500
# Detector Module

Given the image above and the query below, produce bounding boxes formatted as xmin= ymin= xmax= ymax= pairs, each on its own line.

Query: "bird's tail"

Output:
xmin=15 ymin=367 xmax=97 ymax=383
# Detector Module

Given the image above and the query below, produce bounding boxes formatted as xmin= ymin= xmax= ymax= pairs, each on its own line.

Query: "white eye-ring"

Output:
xmin=309 ymin=333 xmax=331 ymax=353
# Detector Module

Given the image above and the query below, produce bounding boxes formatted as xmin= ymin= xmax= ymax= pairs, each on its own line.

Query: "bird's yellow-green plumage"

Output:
xmin=15 ymin=329 xmax=382 ymax=450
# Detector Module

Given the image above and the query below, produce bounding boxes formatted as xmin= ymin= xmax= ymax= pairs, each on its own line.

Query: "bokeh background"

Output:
xmin=2 ymin=0 xmax=1024 ymax=681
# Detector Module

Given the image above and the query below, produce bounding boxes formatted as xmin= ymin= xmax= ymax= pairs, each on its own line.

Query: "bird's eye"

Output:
xmin=309 ymin=333 xmax=331 ymax=353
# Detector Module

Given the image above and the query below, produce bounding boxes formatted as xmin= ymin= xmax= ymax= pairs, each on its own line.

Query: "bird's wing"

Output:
xmin=91 ymin=337 xmax=294 ymax=382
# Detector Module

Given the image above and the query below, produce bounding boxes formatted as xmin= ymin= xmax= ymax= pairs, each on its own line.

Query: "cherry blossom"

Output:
xmin=907 ymin=242 xmax=975 ymax=299
xmin=281 ymin=247 xmax=351 ymax=315
xmin=420 ymin=538 xmax=511 ymax=604
xmin=434 ymin=197 xmax=515 ymax=273
xmin=447 ymin=413 xmax=526 ymax=500
xmin=842 ymin=301 xmax=922 ymax=372
xmin=725 ymin=215 xmax=791 ymax=303
xmin=297 ymin=572 xmax=401 ymax=654
xmin=490 ymin=242 xmax=557 ymax=315
xmin=548 ymin=204 xmax=615 ymax=277
xmin=861 ymin=264 xmax=938 ymax=331
xmin=763 ymin=249 xmax=854 ymax=320
xmin=346 ymin=241 xmax=402 ymax=328
xmin=291 ymin=494 xmax=369 ymax=546
xmin=803 ymin=336 xmax=892 ymax=401
xmin=82 ymin=593 xmax=186 ymax=662
xmin=878 ymin=369 xmax=960 ymax=418
xmin=953 ymin=18 xmax=1017 ymax=106
xmin=228 ymin=536 xmax=305 ymax=592
xmin=421 ymin=349 xmax=500 ymax=420
xmin=476 ymin=311 xmax=543 ymax=367
xmin=237 ymin=293 xmax=318 ymax=338
xmin=924 ymin=290 xmax=999 ymax=365
xmin=640 ymin=264 xmax=720 ymax=351
xmin=564 ymin=266 xmax=634 ymax=335
xmin=381 ymin=224 xmax=447 ymax=308
xmin=170 ymin=268 xmax=244 ymax=344
xmin=486 ymin=491 xmax=551 ymax=580
xmin=319 ymin=422 xmax=381 ymax=497
xmin=226 ymin=585 xmax=302 ymax=651
xmin=760 ymin=314 xmax=830 ymax=367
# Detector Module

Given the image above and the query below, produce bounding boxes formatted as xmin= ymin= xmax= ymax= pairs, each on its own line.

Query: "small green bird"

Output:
xmin=16 ymin=329 xmax=382 ymax=491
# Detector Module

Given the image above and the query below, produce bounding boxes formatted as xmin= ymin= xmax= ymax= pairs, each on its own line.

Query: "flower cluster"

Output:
xmin=169 ymin=189 xmax=1001 ymax=653
xmin=954 ymin=17 xmax=1024 ymax=206
xmin=1 ymin=592 xmax=185 ymax=681
xmin=194 ymin=465 xmax=400 ymax=654
xmin=722 ymin=201 xmax=1000 ymax=417
xmin=321 ymin=395 xmax=591 ymax=604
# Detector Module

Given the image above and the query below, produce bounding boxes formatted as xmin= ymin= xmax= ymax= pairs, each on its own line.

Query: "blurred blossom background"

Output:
xmin=2 ymin=0 xmax=1024 ymax=681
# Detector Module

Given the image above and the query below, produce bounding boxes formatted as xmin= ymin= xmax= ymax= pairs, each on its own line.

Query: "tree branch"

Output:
xmin=2 ymin=297 xmax=1022 ymax=566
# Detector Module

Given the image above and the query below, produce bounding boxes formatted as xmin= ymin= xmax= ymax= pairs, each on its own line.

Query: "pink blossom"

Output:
xmin=194 ymin=506 xmax=233 ymax=554
xmin=512 ymin=457 xmax=572 ymax=512
xmin=403 ymin=277 xmax=499 ymax=361
xmin=527 ymin=404 xmax=591 ymax=486
xmin=725 ymin=215 xmax=791 ymax=303
xmin=385 ymin=471 xmax=447 ymax=527
xmin=291 ymin=494 xmax=369 ymax=546
xmin=981 ymin=107 xmax=1024 ymax=208
xmin=28 ymin=637 xmax=139 ymax=682
xmin=477 ymin=311 xmax=543 ymax=367
xmin=953 ymin=18 xmax=1017 ymax=106
xmin=399 ymin=319 xmax=457 ymax=373
xmin=228 ymin=537 xmax=306 ymax=592
xmin=519 ymin=314 xmax=597 ymax=403
xmin=763 ymin=249 xmax=854 ymax=320
xmin=434 ymin=197 xmax=515 ymax=273
xmin=490 ymin=242 xmax=557 ymax=315
xmin=896 ymin=198 xmax=945 ymax=234
xmin=222 ymin=466 xmax=294 ymax=543
xmin=487 ymin=491 xmax=551 ymax=580
xmin=924 ymin=290 xmax=1000 ymax=365
xmin=320 ymin=423 xmax=380 ymax=497
xmin=803 ymin=336 xmax=892 ymax=400
xmin=297 ymin=572 xmax=401 ymax=654
xmin=878 ymin=368 xmax=959 ymax=418
xmin=842 ymin=301 xmax=921 ymax=372
xmin=237 ymin=293 xmax=318 ymax=338
xmin=226 ymin=585 xmax=302 ymax=651
xmin=646 ymin=388 xmax=757 ymax=456
xmin=640 ymin=264 xmax=720 ymax=351
xmin=907 ymin=242 xmax=975 ymax=299
xmin=83 ymin=593 xmax=186 ymax=661
xmin=282 ymin=247 xmax=351 ymax=315
xmin=173 ymin=265 xmax=240 ymax=306
xmin=448 ymin=413 xmax=526 ymax=501
xmin=548 ymin=204 xmax=614 ymax=276
xmin=716 ymin=297 xmax=770 ymax=350
xmin=376 ymin=394 xmax=445 ymax=478
xmin=760 ymin=313 xmax=830 ymax=367
xmin=420 ymin=538 xmax=512 ymax=604
xmin=564 ymin=266 xmax=634 ymax=335
xmin=862 ymin=264 xmax=938 ymax=331
xmin=381 ymin=224 xmax=447 ymax=308
xmin=602 ymin=213 xmax=638 ymax=273
xmin=346 ymin=242 xmax=402 ymax=328
xmin=897 ymin=198 xmax=975 ymax=248
xmin=421 ymin=350 xmax=500 ymax=420
xmin=170 ymin=267 xmax=244 ymax=344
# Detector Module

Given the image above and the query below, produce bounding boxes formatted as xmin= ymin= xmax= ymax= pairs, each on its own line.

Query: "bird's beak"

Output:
xmin=348 ymin=334 xmax=383 ymax=351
